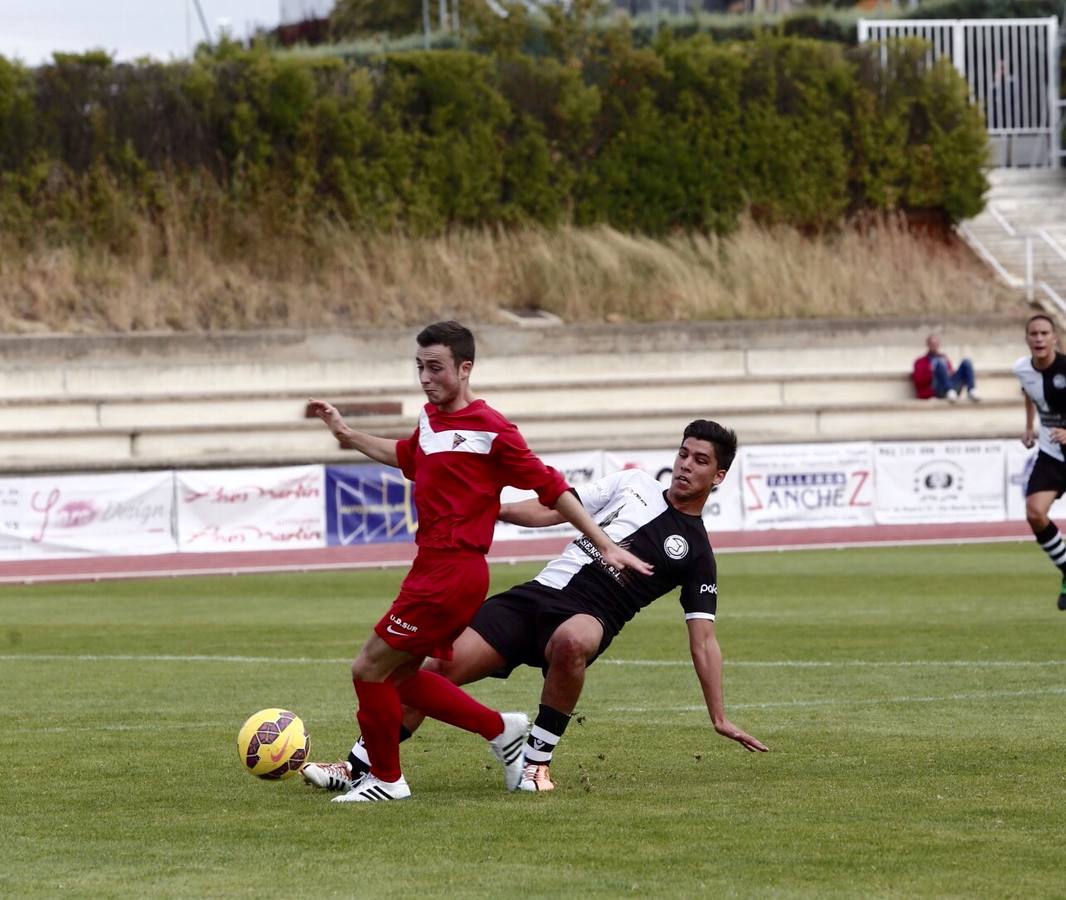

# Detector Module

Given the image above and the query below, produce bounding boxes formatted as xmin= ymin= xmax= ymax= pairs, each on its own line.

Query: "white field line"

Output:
xmin=18 ymin=688 xmax=1066 ymax=736
xmin=2 ymin=654 xmax=1066 ymax=669
xmin=604 ymin=659 xmax=1066 ymax=669
xmin=611 ymin=685 xmax=1066 ymax=713
xmin=30 ymin=721 xmax=235 ymax=735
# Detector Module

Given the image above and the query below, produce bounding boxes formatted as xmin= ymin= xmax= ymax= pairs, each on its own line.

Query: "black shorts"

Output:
xmin=1026 ymin=450 xmax=1066 ymax=498
xmin=469 ymin=582 xmax=616 ymax=678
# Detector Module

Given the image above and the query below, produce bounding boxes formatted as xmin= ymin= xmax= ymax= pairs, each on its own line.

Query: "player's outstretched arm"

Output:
xmin=552 ymin=491 xmax=653 ymax=575
xmin=499 ymin=498 xmax=567 ymax=527
xmin=307 ymin=398 xmax=400 ymax=467
xmin=687 ymin=618 xmax=768 ymax=753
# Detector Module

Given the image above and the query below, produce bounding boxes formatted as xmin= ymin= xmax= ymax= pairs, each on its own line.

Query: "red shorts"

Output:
xmin=374 ymin=548 xmax=489 ymax=660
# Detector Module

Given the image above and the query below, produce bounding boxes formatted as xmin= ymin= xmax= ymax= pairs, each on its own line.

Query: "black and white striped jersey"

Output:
xmin=1014 ymin=352 xmax=1066 ymax=462
xmin=533 ymin=468 xmax=718 ymax=633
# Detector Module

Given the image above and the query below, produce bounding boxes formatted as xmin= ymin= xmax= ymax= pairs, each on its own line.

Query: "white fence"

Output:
xmin=858 ymin=17 xmax=1062 ymax=168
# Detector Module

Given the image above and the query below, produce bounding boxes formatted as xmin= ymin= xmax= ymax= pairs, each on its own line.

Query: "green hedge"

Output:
xmin=0 ymin=34 xmax=988 ymax=247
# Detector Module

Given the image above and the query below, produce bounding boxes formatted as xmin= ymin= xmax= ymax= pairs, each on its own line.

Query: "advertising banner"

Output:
xmin=176 ymin=466 xmax=324 ymax=551
xmin=604 ymin=447 xmax=745 ymax=532
xmin=494 ymin=451 xmax=605 ymax=542
xmin=0 ymin=471 xmax=176 ymax=560
xmin=874 ymin=441 xmax=1006 ymax=524
xmin=325 ymin=465 xmax=417 ymax=545
xmin=741 ymin=442 xmax=875 ymax=529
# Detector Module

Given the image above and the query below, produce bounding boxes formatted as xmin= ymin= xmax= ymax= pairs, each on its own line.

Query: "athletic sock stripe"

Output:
xmin=525 ymin=747 xmax=552 ymax=763
xmin=530 ymin=725 xmax=561 ymax=743
xmin=1041 ymin=535 xmax=1065 ymax=551
xmin=1049 ymin=547 xmax=1066 ymax=564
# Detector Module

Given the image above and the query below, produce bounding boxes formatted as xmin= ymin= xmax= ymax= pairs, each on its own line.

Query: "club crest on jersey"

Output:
xmin=452 ymin=433 xmax=467 ymax=449
xmin=664 ymin=535 xmax=689 ymax=559
xmin=1055 ymin=374 xmax=1066 ymax=389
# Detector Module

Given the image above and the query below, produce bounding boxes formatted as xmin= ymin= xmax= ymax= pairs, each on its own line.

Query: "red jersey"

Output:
xmin=395 ymin=399 xmax=569 ymax=553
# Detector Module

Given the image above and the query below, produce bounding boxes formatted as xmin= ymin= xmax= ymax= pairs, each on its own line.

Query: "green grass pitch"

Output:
xmin=2 ymin=542 xmax=1064 ymax=898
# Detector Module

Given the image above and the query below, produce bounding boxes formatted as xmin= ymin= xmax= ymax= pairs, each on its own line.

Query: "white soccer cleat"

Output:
xmin=490 ymin=712 xmax=530 ymax=791
xmin=331 ymin=773 xmax=411 ymax=803
xmin=518 ymin=762 xmax=555 ymax=793
xmin=301 ymin=760 xmax=355 ymax=792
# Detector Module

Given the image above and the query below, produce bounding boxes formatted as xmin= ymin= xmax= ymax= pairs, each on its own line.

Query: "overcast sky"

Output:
xmin=0 ymin=2 xmax=330 ymax=66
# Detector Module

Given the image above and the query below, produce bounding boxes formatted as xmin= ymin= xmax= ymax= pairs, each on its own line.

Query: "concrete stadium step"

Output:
xmin=962 ymin=168 xmax=1066 ymax=301
xmin=0 ymin=367 xmax=1025 ymax=434
xmin=0 ymin=397 xmax=1029 ymax=473
xmin=0 ymin=316 xmax=1029 ymax=473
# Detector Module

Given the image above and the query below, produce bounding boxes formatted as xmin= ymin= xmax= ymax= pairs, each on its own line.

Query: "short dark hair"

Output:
xmin=416 ymin=320 xmax=476 ymax=365
xmin=1027 ymin=313 xmax=1057 ymax=333
xmin=683 ymin=419 xmax=738 ymax=471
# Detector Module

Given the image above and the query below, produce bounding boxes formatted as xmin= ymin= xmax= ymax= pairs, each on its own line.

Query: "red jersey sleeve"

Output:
xmin=395 ymin=427 xmax=419 ymax=480
xmin=493 ymin=424 xmax=569 ymax=506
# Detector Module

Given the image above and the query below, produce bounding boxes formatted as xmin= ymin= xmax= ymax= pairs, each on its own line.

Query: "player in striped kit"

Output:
xmin=1014 ymin=313 xmax=1066 ymax=611
xmin=306 ymin=321 xmax=651 ymax=802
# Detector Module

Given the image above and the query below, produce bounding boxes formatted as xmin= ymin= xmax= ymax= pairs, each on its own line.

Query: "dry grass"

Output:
xmin=0 ymin=213 xmax=1019 ymax=334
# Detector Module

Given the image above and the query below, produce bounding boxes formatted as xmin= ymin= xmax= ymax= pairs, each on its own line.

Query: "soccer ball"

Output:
xmin=236 ymin=708 xmax=310 ymax=780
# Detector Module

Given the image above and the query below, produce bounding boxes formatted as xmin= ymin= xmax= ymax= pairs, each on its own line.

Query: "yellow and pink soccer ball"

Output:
xmin=236 ymin=708 xmax=310 ymax=780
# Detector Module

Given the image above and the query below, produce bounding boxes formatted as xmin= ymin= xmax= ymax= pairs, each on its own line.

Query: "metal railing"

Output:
xmin=956 ymin=203 xmax=1066 ymax=313
xmin=859 ymin=17 xmax=1062 ymax=168
xmin=955 ymin=222 xmax=1025 ymax=288
xmin=1034 ymin=229 xmax=1066 ymax=313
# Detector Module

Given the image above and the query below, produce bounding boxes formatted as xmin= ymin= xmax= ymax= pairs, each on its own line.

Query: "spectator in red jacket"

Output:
xmin=912 ymin=334 xmax=981 ymax=402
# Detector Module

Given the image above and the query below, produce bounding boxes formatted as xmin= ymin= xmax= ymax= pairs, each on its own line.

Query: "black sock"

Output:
xmin=348 ymin=725 xmax=413 ymax=776
xmin=524 ymin=704 xmax=571 ymax=766
xmin=1034 ymin=522 xmax=1066 ymax=575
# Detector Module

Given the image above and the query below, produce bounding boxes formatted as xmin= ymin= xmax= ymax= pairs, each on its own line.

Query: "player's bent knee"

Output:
xmin=1027 ymin=511 xmax=1049 ymax=532
xmin=1026 ymin=501 xmax=1053 ymax=532
xmin=546 ymin=632 xmax=594 ymax=670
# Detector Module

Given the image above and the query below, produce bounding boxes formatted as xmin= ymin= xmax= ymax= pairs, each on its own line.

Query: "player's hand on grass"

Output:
xmin=715 ymin=719 xmax=769 ymax=752
xmin=602 ymin=544 xmax=654 ymax=576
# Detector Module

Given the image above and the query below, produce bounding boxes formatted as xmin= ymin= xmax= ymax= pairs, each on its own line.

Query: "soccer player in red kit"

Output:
xmin=307 ymin=321 xmax=652 ymax=802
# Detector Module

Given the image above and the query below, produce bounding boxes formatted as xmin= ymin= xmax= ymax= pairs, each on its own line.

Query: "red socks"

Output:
xmin=397 ymin=670 xmax=502 ymax=740
xmin=354 ymin=672 xmax=504 ymax=782
xmin=353 ymin=680 xmax=403 ymax=783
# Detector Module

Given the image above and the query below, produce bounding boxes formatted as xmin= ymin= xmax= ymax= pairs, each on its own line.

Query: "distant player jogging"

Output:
xmin=1014 ymin=313 xmax=1066 ymax=611
xmin=303 ymin=419 xmax=767 ymax=796
xmin=306 ymin=321 xmax=652 ymax=803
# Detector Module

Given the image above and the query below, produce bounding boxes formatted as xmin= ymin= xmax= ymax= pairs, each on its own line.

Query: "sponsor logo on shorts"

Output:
xmin=700 ymin=583 xmax=717 ymax=595
xmin=664 ymin=535 xmax=689 ymax=559
xmin=387 ymin=614 xmax=418 ymax=635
